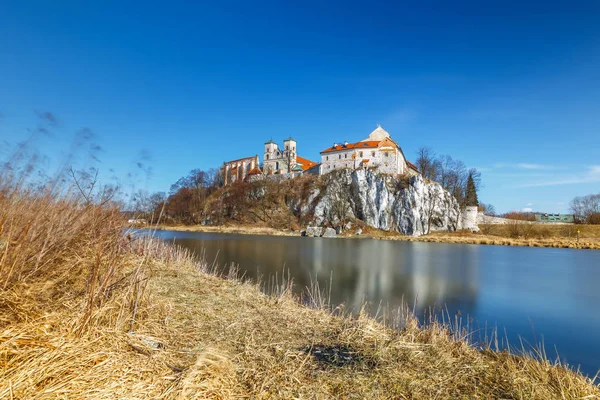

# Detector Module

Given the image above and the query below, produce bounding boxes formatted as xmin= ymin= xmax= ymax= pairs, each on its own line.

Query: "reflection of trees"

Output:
xmin=166 ymin=232 xmax=480 ymax=320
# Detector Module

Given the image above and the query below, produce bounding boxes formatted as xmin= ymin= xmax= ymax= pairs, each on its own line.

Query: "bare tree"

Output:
xmin=570 ymin=193 xmax=600 ymax=224
xmin=424 ymin=186 xmax=440 ymax=234
xmin=479 ymin=203 xmax=496 ymax=216
xmin=421 ymin=152 xmax=481 ymax=208
xmin=415 ymin=147 xmax=437 ymax=180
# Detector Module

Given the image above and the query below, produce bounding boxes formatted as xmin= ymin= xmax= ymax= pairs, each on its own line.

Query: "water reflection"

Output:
xmin=170 ymin=234 xmax=479 ymax=316
xmin=153 ymin=230 xmax=600 ymax=377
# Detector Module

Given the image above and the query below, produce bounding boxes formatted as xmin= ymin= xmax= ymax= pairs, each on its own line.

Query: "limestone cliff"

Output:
xmin=298 ymin=169 xmax=462 ymax=236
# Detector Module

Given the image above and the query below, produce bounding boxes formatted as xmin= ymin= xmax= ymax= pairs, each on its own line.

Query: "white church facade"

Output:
xmin=263 ymin=137 xmax=317 ymax=175
xmin=222 ymin=125 xmax=419 ymax=185
xmin=319 ymin=125 xmax=419 ymax=176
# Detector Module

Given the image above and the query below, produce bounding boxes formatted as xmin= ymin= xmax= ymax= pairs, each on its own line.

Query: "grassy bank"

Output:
xmin=152 ymin=223 xmax=297 ymax=237
xmin=2 ymin=194 xmax=599 ymax=398
xmin=151 ymin=222 xmax=600 ymax=250
xmin=370 ymin=225 xmax=600 ymax=250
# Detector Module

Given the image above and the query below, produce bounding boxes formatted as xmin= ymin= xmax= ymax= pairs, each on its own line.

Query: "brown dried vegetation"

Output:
xmin=1 ymin=181 xmax=599 ymax=398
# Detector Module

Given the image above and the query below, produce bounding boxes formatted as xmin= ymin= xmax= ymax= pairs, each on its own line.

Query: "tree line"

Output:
xmin=415 ymin=147 xmax=481 ymax=208
xmin=130 ymin=168 xmax=223 ymax=224
xmin=132 ymin=148 xmax=485 ymax=226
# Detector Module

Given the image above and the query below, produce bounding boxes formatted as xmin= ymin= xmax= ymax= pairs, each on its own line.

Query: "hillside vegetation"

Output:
xmin=1 ymin=175 xmax=600 ymax=398
xmin=145 ymin=169 xmax=465 ymax=236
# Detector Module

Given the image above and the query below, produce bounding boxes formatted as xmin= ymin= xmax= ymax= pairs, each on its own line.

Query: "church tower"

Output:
xmin=283 ymin=137 xmax=297 ymax=171
xmin=263 ymin=139 xmax=279 ymax=174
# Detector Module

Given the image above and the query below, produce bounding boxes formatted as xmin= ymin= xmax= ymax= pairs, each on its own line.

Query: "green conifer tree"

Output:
xmin=465 ymin=172 xmax=479 ymax=207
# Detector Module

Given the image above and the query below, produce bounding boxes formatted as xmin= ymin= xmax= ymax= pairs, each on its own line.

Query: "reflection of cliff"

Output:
xmin=304 ymin=239 xmax=480 ymax=317
xmin=166 ymin=231 xmax=480 ymax=320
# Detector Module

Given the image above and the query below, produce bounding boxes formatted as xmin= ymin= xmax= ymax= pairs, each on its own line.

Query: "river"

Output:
xmin=152 ymin=229 xmax=600 ymax=377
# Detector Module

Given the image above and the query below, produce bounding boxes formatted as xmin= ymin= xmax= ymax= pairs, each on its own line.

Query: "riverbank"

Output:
xmin=5 ymin=244 xmax=599 ymax=398
xmin=150 ymin=223 xmax=600 ymax=250
xmin=2 ymin=180 xmax=598 ymax=398
xmin=2 ymin=205 xmax=599 ymax=398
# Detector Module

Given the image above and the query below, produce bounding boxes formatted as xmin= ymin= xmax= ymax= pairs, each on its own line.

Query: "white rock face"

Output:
xmin=306 ymin=170 xmax=462 ymax=237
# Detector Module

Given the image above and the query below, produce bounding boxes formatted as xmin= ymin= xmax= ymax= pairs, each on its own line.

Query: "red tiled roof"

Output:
xmin=406 ymin=160 xmax=419 ymax=171
xmin=247 ymin=167 xmax=262 ymax=175
xmin=320 ymin=141 xmax=380 ymax=154
xmin=296 ymin=155 xmax=318 ymax=171
xmin=362 ymin=159 xmax=370 ymax=163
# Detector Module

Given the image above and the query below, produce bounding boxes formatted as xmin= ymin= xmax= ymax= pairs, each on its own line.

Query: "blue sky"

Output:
xmin=1 ymin=1 xmax=599 ymax=213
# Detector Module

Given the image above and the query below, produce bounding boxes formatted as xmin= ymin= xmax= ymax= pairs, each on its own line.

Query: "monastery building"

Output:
xmin=222 ymin=125 xmax=418 ymax=185
xmin=263 ymin=137 xmax=317 ymax=175
xmin=319 ymin=125 xmax=419 ymax=176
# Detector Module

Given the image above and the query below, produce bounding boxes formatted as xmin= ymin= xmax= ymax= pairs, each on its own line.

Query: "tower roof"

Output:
xmin=361 ymin=124 xmax=391 ymax=142
xmin=284 ymin=136 xmax=296 ymax=142
xmin=264 ymin=139 xmax=276 ymax=145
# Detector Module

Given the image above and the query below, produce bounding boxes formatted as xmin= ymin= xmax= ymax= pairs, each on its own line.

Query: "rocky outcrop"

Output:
xmin=304 ymin=226 xmax=323 ymax=237
xmin=299 ymin=169 xmax=462 ymax=237
xmin=321 ymin=228 xmax=337 ymax=238
xmin=302 ymin=226 xmax=337 ymax=238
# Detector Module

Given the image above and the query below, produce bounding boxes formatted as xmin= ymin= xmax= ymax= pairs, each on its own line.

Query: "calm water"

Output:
xmin=152 ymin=229 xmax=600 ymax=377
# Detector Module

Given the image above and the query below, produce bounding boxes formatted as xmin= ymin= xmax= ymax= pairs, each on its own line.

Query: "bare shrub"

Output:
xmin=507 ymin=221 xmax=521 ymax=238
xmin=478 ymin=223 xmax=498 ymax=236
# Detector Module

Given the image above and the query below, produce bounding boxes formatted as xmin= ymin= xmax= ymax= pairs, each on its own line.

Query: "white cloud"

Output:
xmin=519 ymin=165 xmax=600 ymax=187
xmin=516 ymin=163 xmax=557 ymax=170
xmin=522 ymin=207 xmax=533 ymax=212
xmin=493 ymin=162 xmax=559 ymax=170
xmin=473 ymin=166 xmax=492 ymax=172
xmin=526 ymin=202 xmax=533 ymax=206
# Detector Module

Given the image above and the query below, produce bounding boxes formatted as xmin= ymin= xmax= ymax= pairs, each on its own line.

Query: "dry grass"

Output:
xmin=402 ymin=224 xmax=600 ymax=250
xmin=479 ymin=223 xmax=600 ymax=240
xmin=152 ymin=223 xmax=297 ymax=237
xmin=2 ymin=185 xmax=599 ymax=398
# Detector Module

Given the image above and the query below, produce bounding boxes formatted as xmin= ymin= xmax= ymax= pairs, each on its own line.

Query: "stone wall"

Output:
xmin=461 ymin=206 xmax=479 ymax=231
xmin=319 ymin=149 xmax=360 ymax=173
xmin=248 ymin=171 xmax=304 ymax=183
xmin=223 ymin=155 xmax=259 ymax=185
xmin=319 ymin=147 xmax=407 ymax=176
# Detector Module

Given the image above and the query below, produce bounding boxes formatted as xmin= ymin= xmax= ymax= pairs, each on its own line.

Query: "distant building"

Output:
xmin=263 ymin=137 xmax=317 ymax=175
xmin=319 ymin=125 xmax=419 ymax=176
xmin=222 ymin=155 xmax=259 ymax=185
xmin=534 ymin=213 xmax=574 ymax=223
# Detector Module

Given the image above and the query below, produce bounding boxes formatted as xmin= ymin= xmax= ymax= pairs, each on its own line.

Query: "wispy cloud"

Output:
xmin=461 ymin=108 xmax=523 ymax=121
xmin=383 ymin=108 xmax=418 ymax=126
xmin=522 ymin=207 xmax=533 ymax=212
xmin=518 ymin=165 xmax=600 ymax=187
xmin=493 ymin=162 xmax=560 ymax=170
xmin=516 ymin=163 xmax=557 ymax=170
